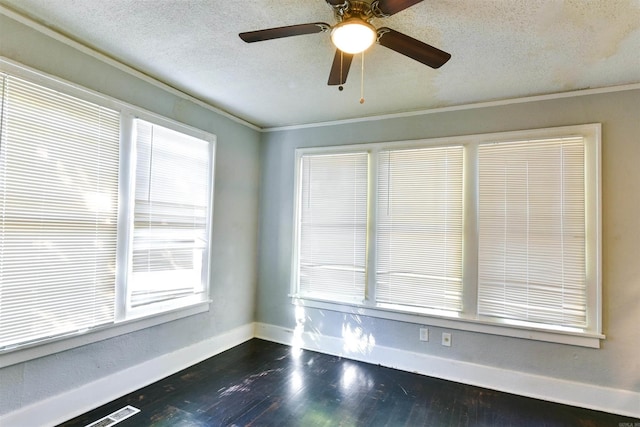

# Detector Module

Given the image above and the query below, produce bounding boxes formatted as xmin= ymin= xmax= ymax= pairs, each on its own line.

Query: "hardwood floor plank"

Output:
xmin=59 ymin=339 xmax=638 ymax=427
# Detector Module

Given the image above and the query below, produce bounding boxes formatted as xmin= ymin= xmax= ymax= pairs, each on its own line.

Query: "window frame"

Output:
xmin=294 ymin=150 xmax=370 ymax=304
xmin=0 ymin=58 xmax=215 ymax=367
xmin=117 ymin=115 xmax=215 ymax=321
xmin=375 ymin=144 xmax=465 ymax=313
xmin=291 ymin=124 xmax=602 ymax=348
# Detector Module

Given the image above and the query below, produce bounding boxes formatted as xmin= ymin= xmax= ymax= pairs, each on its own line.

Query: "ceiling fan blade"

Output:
xmin=328 ymin=50 xmax=354 ymax=85
xmin=373 ymin=0 xmax=423 ymax=16
xmin=377 ymin=28 xmax=451 ymax=68
xmin=239 ymin=23 xmax=330 ymax=43
xmin=325 ymin=0 xmax=347 ymax=5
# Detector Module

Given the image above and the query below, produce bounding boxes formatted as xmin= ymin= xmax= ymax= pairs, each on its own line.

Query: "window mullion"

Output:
xmin=462 ymin=142 xmax=479 ymax=317
xmin=365 ymin=148 xmax=378 ymax=306
xmin=115 ymin=112 xmax=135 ymax=321
xmin=290 ymin=153 xmax=303 ymax=297
xmin=584 ymin=129 xmax=602 ymax=334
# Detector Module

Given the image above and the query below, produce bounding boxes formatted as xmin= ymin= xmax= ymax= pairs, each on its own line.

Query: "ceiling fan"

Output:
xmin=239 ymin=0 xmax=451 ymax=87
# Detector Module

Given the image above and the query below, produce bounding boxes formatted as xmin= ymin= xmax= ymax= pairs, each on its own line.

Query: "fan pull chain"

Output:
xmin=340 ymin=50 xmax=344 ymax=90
xmin=360 ymin=51 xmax=365 ymax=104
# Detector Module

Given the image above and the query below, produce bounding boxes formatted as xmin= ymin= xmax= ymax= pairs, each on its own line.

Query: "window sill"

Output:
xmin=0 ymin=301 xmax=210 ymax=368
xmin=291 ymin=296 xmax=604 ymax=348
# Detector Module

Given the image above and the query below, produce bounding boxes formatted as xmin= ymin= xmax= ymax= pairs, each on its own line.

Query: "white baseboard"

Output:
xmin=4 ymin=321 xmax=637 ymax=426
xmin=255 ymin=322 xmax=640 ymax=419
xmin=0 ymin=323 xmax=255 ymax=427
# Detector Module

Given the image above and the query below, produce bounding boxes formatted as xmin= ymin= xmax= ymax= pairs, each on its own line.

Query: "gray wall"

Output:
xmin=257 ymin=89 xmax=640 ymax=392
xmin=2 ymin=7 xmax=639 ymax=417
xmin=0 ymin=15 xmax=261 ymax=415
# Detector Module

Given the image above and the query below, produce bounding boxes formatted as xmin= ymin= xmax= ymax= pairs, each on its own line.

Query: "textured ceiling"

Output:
xmin=1 ymin=0 xmax=639 ymax=128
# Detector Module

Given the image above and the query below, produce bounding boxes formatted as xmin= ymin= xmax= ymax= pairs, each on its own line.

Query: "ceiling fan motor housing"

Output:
xmin=331 ymin=1 xmax=375 ymax=22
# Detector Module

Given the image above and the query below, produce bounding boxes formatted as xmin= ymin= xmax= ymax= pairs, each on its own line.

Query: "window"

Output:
xmin=0 ymin=64 xmax=214 ymax=355
xmin=477 ymin=137 xmax=587 ymax=328
xmin=128 ymin=120 xmax=212 ymax=316
xmin=296 ymin=152 xmax=368 ymax=302
xmin=0 ymin=74 xmax=120 ymax=349
xmin=292 ymin=125 xmax=601 ymax=347
xmin=376 ymin=146 xmax=464 ymax=312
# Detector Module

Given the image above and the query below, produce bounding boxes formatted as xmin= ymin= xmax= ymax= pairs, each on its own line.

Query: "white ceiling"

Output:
xmin=2 ymin=0 xmax=639 ymax=129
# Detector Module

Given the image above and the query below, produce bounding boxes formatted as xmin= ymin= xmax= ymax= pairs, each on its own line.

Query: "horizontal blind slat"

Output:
xmin=297 ymin=152 xmax=368 ymax=301
xmin=376 ymin=146 xmax=464 ymax=312
xmin=0 ymin=75 xmax=119 ymax=348
xmin=477 ymin=137 xmax=587 ymax=327
xmin=129 ymin=120 xmax=210 ymax=308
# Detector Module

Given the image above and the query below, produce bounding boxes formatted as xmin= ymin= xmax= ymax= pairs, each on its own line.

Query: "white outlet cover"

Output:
xmin=419 ymin=327 xmax=429 ymax=341
xmin=442 ymin=332 xmax=452 ymax=347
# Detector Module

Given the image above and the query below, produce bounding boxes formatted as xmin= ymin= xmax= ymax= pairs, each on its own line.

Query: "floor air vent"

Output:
xmin=85 ymin=405 xmax=140 ymax=427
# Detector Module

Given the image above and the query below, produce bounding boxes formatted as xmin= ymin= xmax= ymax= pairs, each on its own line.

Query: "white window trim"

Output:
xmin=0 ymin=302 xmax=209 ymax=368
xmin=117 ymin=113 xmax=216 ymax=321
xmin=0 ymin=57 xmax=215 ymax=367
xmin=291 ymin=124 xmax=603 ymax=348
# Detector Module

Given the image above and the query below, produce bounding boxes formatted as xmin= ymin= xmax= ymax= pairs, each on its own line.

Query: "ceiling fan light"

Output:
xmin=330 ymin=19 xmax=376 ymax=54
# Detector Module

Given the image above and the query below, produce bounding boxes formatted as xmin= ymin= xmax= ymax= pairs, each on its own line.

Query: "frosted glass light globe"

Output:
xmin=331 ymin=19 xmax=376 ymax=54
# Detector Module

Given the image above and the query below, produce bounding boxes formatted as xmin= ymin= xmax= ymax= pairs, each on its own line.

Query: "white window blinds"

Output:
xmin=376 ymin=146 xmax=464 ymax=312
xmin=129 ymin=120 xmax=211 ymax=309
xmin=0 ymin=75 xmax=120 ymax=349
xmin=477 ymin=137 xmax=587 ymax=327
xmin=297 ymin=152 xmax=368 ymax=302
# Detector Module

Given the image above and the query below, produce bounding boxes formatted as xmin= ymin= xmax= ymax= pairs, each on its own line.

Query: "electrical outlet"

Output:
xmin=419 ymin=327 xmax=429 ymax=341
xmin=442 ymin=332 xmax=452 ymax=347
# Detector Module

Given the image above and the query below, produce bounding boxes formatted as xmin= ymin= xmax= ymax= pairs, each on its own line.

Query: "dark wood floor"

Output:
xmin=60 ymin=339 xmax=637 ymax=427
